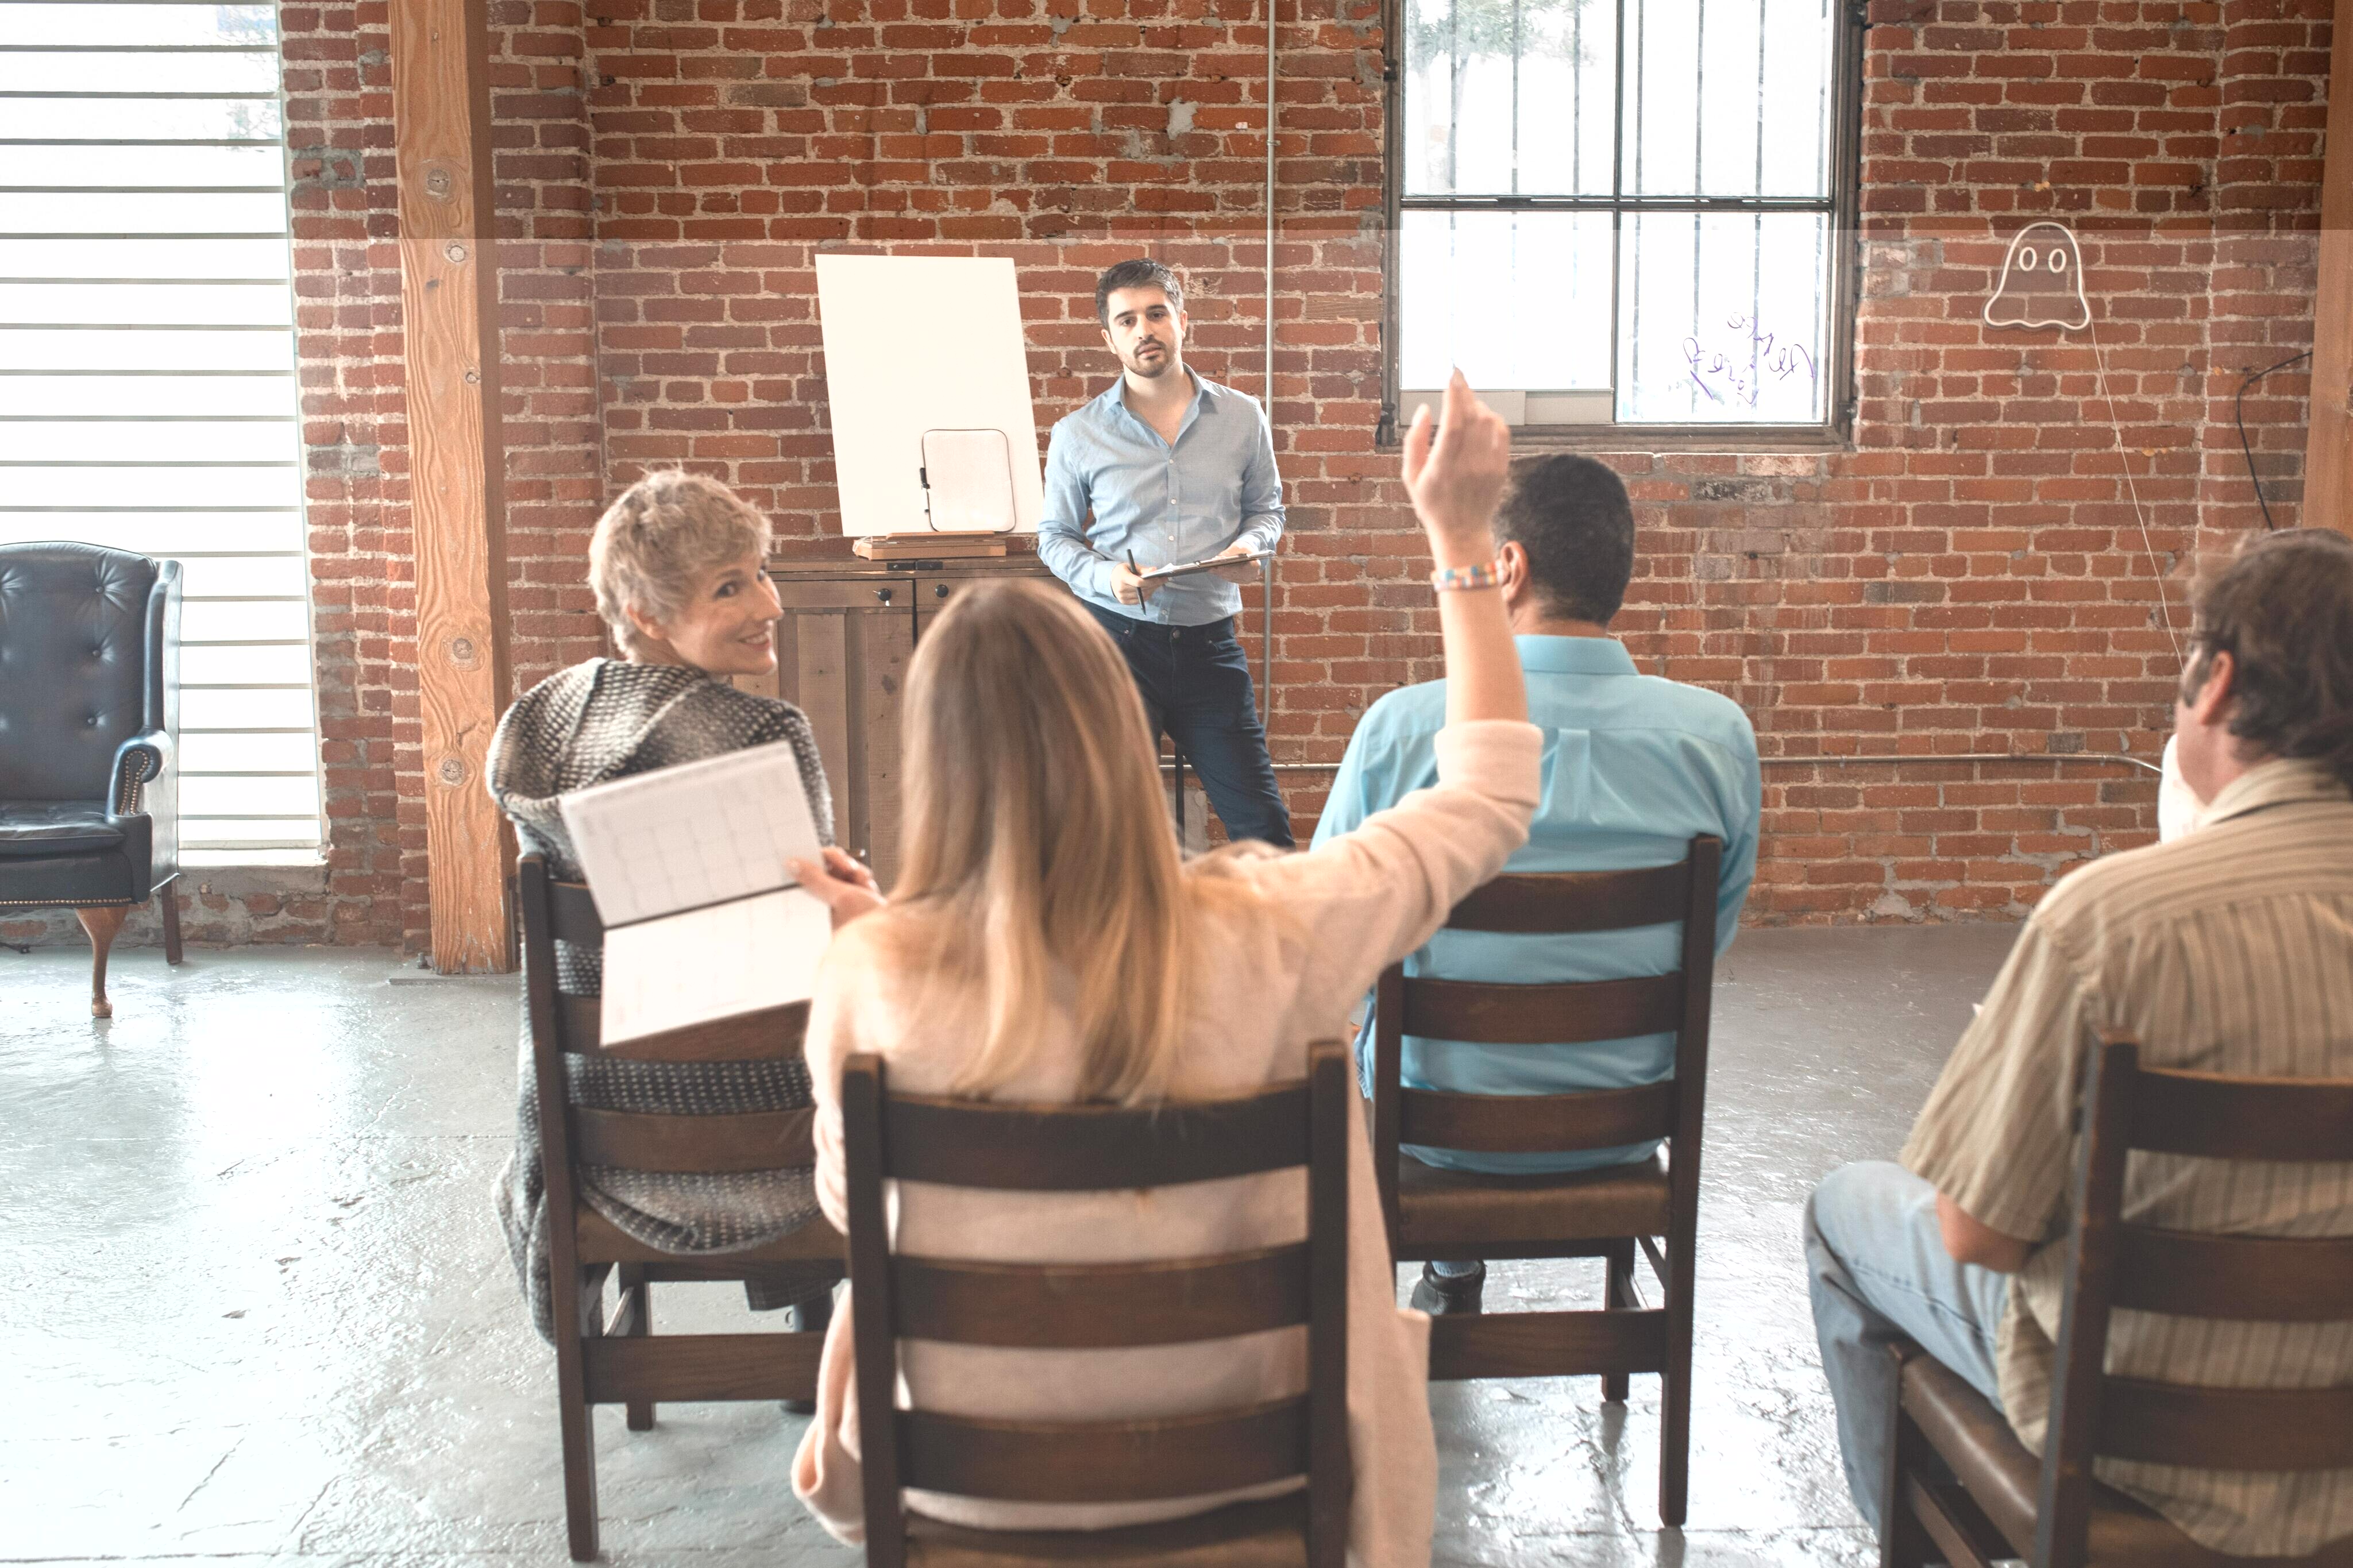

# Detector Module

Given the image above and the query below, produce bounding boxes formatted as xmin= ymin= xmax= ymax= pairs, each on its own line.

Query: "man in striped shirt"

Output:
xmin=1804 ymin=528 xmax=2353 ymax=1556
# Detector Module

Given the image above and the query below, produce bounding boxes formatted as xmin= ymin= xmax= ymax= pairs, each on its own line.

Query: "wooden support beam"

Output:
xmin=390 ymin=0 xmax=514 ymax=971
xmin=2304 ymin=0 xmax=2353 ymax=535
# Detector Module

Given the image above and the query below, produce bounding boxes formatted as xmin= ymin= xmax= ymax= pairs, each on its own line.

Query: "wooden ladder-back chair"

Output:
xmin=516 ymin=853 xmax=848 ymax=1562
xmin=838 ymin=1041 xmax=1356 ymax=1568
xmin=1883 ymin=1036 xmax=2353 ymax=1568
xmin=1370 ymin=834 xmax=1721 ymax=1528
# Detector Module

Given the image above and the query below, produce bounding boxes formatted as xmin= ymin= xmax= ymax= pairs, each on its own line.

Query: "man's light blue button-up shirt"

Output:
xmin=1035 ymin=371 xmax=1285 ymax=627
xmin=1312 ymin=635 xmax=1762 ymax=1174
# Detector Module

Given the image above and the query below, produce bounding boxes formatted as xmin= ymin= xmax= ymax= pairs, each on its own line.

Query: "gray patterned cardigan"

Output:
xmin=486 ymin=657 xmax=840 ymax=1341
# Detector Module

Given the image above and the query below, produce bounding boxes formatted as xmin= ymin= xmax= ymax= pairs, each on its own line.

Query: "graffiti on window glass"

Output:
xmin=1680 ymin=316 xmax=1818 ymax=407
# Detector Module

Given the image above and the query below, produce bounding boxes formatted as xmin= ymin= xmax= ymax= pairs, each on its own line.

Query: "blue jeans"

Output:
xmin=1085 ymin=603 xmax=1293 ymax=848
xmin=1804 ymin=1161 xmax=2010 ymax=1530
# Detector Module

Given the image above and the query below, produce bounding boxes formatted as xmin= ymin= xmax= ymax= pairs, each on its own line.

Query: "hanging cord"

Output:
xmin=2082 ymin=306 xmax=2181 ymax=659
xmin=2234 ymin=348 xmax=2311 ymax=531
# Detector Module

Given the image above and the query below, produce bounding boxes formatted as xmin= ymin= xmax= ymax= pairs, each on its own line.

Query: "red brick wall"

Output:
xmin=211 ymin=0 xmax=2328 ymax=952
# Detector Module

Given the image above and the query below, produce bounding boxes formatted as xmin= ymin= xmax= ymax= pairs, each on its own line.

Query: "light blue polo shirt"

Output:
xmin=1311 ymin=635 xmax=1762 ymax=1173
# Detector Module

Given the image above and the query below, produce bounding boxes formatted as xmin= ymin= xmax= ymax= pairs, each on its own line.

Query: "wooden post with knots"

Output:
xmin=2303 ymin=0 xmax=2353 ymax=535
xmin=389 ymin=0 xmax=514 ymax=971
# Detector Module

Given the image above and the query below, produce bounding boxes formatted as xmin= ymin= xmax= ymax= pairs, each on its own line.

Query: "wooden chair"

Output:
xmin=838 ymin=1041 xmax=1356 ymax=1568
xmin=1369 ymin=835 xmax=1722 ymax=1528
xmin=516 ymin=852 xmax=847 ymax=1562
xmin=1882 ymin=1036 xmax=2353 ymax=1568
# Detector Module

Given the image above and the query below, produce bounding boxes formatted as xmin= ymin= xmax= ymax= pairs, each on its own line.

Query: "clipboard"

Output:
xmin=1136 ymin=548 xmax=1274 ymax=586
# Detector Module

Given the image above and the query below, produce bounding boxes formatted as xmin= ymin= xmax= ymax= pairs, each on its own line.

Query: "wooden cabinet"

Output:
xmin=736 ymin=551 xmax=1058 ymax=888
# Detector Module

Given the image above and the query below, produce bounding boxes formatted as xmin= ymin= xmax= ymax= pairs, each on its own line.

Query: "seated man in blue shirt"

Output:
xmin=1311 ymin=454 xmax=1761 ymax=1314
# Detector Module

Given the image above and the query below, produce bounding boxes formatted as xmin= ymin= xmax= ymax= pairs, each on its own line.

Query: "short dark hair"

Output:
xmin=1492 ymin=454 xmax=1637 ymax=625
xmin=1095 ymin=258 xmax=1183 ymax=326
xmin=2185 ymin=527 xmax=2353 ymax=792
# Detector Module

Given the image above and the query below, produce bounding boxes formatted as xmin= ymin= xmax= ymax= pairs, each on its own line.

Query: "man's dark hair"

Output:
xmin=1095 ymin=258 xmax=1184 ymax=326
xmin=2185 ymin=527 xmax=2353 ymax=791
xmin=1492 ymin=454 xmax=1637 ymax=625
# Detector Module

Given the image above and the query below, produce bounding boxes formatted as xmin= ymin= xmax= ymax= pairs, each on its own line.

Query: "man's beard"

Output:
xmin=1127 ymin=342 xmax=1173 ymax=376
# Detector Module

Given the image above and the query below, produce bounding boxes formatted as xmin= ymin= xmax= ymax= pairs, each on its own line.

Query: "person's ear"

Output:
xmin=2186 ymin=648 xmax=2237 ymax=727
xmin=623 ymin=600 xmax=672 ymax=653
xmin=1495 ymin=539 xmax=1532 ymax=604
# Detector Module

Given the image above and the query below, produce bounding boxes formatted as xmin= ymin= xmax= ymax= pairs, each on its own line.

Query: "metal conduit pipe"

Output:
xmin=1264 ymin=0 xmax=1276 ymax=407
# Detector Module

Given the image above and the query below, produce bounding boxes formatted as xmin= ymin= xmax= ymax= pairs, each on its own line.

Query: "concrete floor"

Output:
xmin=1 ymin=924 xmax=2020 ymax=1566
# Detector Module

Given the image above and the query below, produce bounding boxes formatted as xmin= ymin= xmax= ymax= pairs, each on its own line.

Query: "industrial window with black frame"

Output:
xmin=0 ymin=0 xmax=325 ymax=866
xmin=1383 ymin=0 xmax=1864 ymax=439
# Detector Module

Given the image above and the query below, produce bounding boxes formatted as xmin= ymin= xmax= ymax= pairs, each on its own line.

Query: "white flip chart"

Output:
xmin=816 ymin=253 xmax=1044 ymax=537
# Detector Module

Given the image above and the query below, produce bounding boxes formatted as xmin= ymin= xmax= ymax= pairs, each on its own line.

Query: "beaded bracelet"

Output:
xmin=1429 ymin=559 xmax=1502 ymax=592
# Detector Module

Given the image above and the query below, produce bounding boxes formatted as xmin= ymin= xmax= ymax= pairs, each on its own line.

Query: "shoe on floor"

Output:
xmin=1409 ymin=1261 xmax=1485 ymax=1315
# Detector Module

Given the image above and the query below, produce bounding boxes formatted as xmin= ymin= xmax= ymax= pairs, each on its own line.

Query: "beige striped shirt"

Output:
xmin=1902 ymin=757 xmax=2353 ymax=1556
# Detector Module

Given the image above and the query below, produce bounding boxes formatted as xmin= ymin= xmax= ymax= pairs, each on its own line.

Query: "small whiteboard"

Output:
xmin=816 ymin=254 xmax=1044 ymax=536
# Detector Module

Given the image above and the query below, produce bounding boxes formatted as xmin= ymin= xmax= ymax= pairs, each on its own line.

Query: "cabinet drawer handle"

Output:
xmin=875 ymin=588 xmax=893 ymax=604
xmin=934 ymin=583 xmax=949 ymax=599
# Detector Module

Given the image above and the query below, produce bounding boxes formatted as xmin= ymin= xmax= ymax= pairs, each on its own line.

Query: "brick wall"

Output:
xmin=32 ymin=0 xmax=2310 ymax=953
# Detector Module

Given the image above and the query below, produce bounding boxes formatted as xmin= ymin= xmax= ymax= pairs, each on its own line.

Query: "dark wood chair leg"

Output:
xmin=1658 ymin=1233 xmax=1695 ymax=1528
xmin=74 ymin=905 xmax=129 ymax=1018
xmin=1880 ymin=1404 xmax=1934 ymax=1568
xmin=619 ymin=1265 xmax=654 ymax=1432
xmin=1601 ymin=1238 xmax=1635 ymax=1404
xmin=556 ymin=1266 xmax=601 ymax=1561
xmin=159 ymin=882 xmax=183 ymax=965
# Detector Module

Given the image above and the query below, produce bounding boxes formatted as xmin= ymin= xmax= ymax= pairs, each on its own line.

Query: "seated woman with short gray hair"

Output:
xmin=486 ymin=469 xmax=858 ymax=1355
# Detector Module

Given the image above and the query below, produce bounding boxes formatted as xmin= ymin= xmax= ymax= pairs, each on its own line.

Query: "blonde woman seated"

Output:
xmin=787 ymin=375 xmax=1536 ymax=1567
xmin=486 ymin=470 xmax=863 ymax=1348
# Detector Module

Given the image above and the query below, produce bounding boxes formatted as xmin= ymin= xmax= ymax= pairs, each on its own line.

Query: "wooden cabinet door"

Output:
xmin=770 ymin=586 xmax=915 ymax=888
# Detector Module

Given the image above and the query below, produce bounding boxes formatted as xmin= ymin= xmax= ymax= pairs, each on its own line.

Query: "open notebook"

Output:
xmin=557 ymin=741 xmax=833 ymax=1047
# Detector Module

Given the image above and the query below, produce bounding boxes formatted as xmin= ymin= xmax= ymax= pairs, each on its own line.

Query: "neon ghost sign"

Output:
xmin=1983 ymin=221 xmax=2090 ymax=331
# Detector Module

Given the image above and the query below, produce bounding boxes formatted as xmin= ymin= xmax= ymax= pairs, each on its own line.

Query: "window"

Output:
xmin=1 ymin=1 xmax=323 ymax=865
xmin=1385 ymin=0 xmax=1861 ymax=436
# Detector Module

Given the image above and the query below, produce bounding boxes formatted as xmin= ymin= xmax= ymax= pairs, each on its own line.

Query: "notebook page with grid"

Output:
xmin=557 ymin=739 xmax=821 ymax=929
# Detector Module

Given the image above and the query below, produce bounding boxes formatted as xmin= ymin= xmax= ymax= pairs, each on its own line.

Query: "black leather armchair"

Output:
xmin=0 ymin=543 xmax=183 ymax=1015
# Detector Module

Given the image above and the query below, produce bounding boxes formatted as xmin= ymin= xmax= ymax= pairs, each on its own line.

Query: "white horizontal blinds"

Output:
xmin=0 ymin=0 xmax=323 ymax=865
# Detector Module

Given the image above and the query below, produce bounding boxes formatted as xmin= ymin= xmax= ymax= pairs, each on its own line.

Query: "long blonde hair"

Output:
xmin=885 ymin=580 xmax=1257 ymax=1103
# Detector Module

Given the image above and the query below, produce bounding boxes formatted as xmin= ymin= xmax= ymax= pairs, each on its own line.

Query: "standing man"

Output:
xmin=1036 ymin=258 xmax=1294 ymax=846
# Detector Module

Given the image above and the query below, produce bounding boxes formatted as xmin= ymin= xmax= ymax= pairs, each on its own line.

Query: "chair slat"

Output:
xmin=2094 ymin=1378 xmax=2353 ymax=1471
xmin=554 ymin=994 xmax=812 ymax=1062
xmin=1398 ymin=1082 xmax=1676 ymax=1154
xmin=573 ymin=1107 xmax=816 ymax=1173
xmin=892 ymin=1246 xmax=1309 ymax=1349
xmin=881 ymin=1084 xmax=1310 ymax=1190
xmin=549 ymin=879 xmax=605 ymax=946
xmin=604 ymin=1002 xmax=812 ymax=1063
xmin=898 ymin=1398 xmax=1308 ymax=1503
xmin=1400 ymin=974 xmax=1683 ymax=1045
xmin=2131 ymin=1066 xmax=2353 ymax=1163
xmin=2114 ymin=1227 xmax=2353 ymax=1322
xmin=1445 ymin=864 xmax=1691 ymax=934
xmin=1425 ymin=1307 xmax=1668 ymax=1381
xmin=581 ymin=1332 xmax=823 ymax=1405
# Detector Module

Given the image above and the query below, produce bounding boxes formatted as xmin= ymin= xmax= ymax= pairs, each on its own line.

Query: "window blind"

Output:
xmin=0 ymin=0 xmax=323 ymax=865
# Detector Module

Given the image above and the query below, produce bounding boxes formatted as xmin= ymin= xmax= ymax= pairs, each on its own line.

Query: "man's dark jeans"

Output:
xmin=1085 ymin=601 xmax=1294 ymax=848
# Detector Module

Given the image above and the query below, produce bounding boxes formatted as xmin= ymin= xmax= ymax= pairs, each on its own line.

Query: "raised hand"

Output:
xmin=1402 ymin=369 xmax=1511 ymax=568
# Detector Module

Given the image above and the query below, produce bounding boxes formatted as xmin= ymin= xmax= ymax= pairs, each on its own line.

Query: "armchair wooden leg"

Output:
xmin=159 ymin=882 xmax=183 ymax=965
xmin=75 ymin=905 xmax=129 ymax=1018
xmin=619 ymin=1265 xmax=654 ymax=1432
xmin=1601 ymin=1239 xmax=1636 ymax=1404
